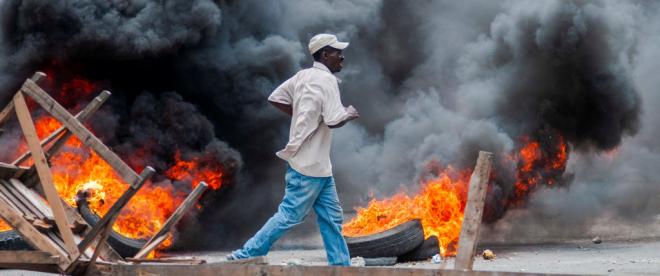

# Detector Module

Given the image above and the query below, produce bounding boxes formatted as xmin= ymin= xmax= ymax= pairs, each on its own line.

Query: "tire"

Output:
xmin=398 ymin=236 xmax=440 ymax=262
xmin=77 ymin=200 xmax=146 ymax=258
xmin=344 ymin=219 xmax=424 ymax=258
xmin=0 ymin=230 xmax=32 ymax=250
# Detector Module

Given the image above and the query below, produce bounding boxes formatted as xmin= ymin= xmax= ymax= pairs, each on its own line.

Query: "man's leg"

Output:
xmin=313 ymin=177 xmax=351 ymax=266
xmin=231 ymin=166 xmax=323 ymax=259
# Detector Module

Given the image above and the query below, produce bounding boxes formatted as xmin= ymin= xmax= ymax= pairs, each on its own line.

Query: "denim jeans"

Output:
xmin=231 ymin=165 xmax=351 ymax=266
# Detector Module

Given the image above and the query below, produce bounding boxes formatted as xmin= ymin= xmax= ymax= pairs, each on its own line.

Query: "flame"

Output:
xmin=165 ymin=151 xmax=223 ymax=190
xmin=510 ymin=134 xmax=568 ymax=205
xmin=343 ymin=166 xmax=470 ymax=257
xmin=343 ymin=132 xmax=570 ymax=257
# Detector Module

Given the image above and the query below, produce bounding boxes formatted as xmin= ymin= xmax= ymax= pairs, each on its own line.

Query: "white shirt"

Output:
xmin=268 ymin=62 xmax=351 ymax=177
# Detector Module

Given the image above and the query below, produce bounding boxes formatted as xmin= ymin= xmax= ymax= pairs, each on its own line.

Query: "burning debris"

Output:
xmin=0 ymin=73 xmax=212 ymax=273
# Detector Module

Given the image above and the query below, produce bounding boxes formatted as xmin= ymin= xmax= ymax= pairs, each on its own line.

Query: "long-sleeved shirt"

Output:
xmin=268 ymin=62 xmax=351 ymax=177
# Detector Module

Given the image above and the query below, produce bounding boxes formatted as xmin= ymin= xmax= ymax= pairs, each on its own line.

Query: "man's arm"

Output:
xmin=269 ymin=100 xmax=292 ymax=116
xmin=328 ymin=105 xmax=359 ymax=128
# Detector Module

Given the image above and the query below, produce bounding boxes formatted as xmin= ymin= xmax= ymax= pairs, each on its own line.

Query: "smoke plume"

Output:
xmin=0 ymin=0 xmax=658 ymax=249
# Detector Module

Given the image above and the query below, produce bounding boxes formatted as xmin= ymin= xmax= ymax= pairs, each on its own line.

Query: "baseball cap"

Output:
xmin=308 ymin=34 xmax=349 ymax=55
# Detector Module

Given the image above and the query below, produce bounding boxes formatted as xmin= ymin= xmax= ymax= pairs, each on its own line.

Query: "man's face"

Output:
xmin=323 ymin=48 xmax=344 ymax=73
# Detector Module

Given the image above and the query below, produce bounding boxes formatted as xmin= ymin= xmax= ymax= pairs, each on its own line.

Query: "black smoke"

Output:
xmin=0 ymin=0 xmax=657 ymax=249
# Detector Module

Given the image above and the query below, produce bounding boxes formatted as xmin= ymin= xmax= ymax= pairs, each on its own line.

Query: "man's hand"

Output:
xmin=328 ymin=105 xmax=359 ymax=129
xmin=346 ymin=105 xmax=359 ymax=120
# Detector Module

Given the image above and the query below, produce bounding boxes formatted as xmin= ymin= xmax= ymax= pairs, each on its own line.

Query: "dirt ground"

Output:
xmin=4 ymin=236 xmax=660 ymax=275
xmin=172 ymin=236 xmax=660 ymax=275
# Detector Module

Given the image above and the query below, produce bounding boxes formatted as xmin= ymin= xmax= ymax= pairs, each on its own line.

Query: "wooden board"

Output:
xmin=0 ymin=99 xmax=14 ymax=127
xmin=454 ymin=151 xmax=493 ymax=271
xmin=0 ymin=250 xmax=60 ymax=265
xmin=93 ymin=261 xmax=552 ymax=276
xmin=12 ymin=90 xmax=111 ymax=166
xmin=20 ymin=79 xmax=141 ymax=187
xmin=13 ymin=91 xmax=80 ymax=258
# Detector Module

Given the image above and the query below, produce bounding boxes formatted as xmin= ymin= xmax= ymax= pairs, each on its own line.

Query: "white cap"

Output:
xmin=308 ymin=34 xmax=349 ymax=55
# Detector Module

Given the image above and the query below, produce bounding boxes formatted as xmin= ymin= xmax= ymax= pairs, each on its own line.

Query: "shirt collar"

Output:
xmin=312 ymin=62 xmax=342 ymax=83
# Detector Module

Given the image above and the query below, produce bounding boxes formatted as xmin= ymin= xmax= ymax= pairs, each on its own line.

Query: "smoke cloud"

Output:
xmin=0 ymin=0 xmax=657 ymax=249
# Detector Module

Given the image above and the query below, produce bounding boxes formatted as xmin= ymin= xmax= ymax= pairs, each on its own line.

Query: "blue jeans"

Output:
xmin=231 ymin=165 xmax=351 ymax=266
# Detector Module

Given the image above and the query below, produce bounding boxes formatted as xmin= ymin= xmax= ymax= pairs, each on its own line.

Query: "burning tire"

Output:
xmin=398 ymin=236 xmax=440 ymax=262
xmin=344 ymin=219 xmax=424 ymax=258
xmin=0 ymin=230 xmax=32 ymax=250
xmin=77 ymin=200 xmax=146 ymax=258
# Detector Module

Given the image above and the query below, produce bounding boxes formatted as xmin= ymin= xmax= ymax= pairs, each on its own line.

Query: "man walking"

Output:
xmin=227 ymin=34 xmax=358 ymax=266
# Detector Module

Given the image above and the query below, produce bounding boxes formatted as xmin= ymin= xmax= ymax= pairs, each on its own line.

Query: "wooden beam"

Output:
xmin=13 ymin=91 xmax=80 ymax=258
xmin=20 ymin=79 xmax=141 ymax=187
xmin=0 ymin=73 xmax=46 ymax=129
xmin=455 ymin=151 xmax=493 ymax=271
xmin=8 ymin=179 xmax=54 ymax=219
xmin=12 ymin=90 xmax=112 ymax=166
xmin=125 ymin=257 xmax=206 ymax=265
xmin=0 ymin=99 xmax=14 ymax=128
xmin=0 ymin=250 xmax=60 ymax=265
xmin=77 ymin=167 xmax=155 ymax=253
xmin=0 ymin=194 xmax=66 ymax=263
xmin=134 ymin=182 xmax=208 ymax=259
xmin=97 ymin=261 xmax=548 ymax=276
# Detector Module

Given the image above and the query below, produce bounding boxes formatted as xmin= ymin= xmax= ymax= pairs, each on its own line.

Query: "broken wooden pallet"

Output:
xmin=0 ymin=72 xmax=210 ymax=274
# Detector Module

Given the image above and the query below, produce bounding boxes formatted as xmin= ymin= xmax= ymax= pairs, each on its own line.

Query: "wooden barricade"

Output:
xmin=0 ymin=72 xmax=211 ymax=274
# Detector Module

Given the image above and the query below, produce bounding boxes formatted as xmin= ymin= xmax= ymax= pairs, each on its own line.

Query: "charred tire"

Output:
xmin=77 ymin=201 xmax=146 ymax=258
xmin=0 ymin=230 xmax=32 ymax=250
xmin=344 ymin=219 xmax=424 ymax=258
xmin=398 ymin=236 xmax=440 ymax=262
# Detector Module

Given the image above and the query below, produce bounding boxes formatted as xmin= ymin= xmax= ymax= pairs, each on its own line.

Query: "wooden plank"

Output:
xmin=134 ymin=182 xmax=208 ymax=259
xmin=0 ymin=194 xmax=67 ymax=264
xmin=77 ymin=167 xmax=155 ymax=253
xmin=0 ymin=250 xmax=60 ymax=265
xmin=8 ymin=178 xmax=54 ymax=218
xmin=0 ymin=99 xmax=14 ymax=127
xmin=20 ymin=79 xmax=141 ymax=187
xmin=0 ymin=73 xmax=45 ymax=128
xmin=0 ymin=184 xmax=27 ymax=215
xmin=13 ymin=91 xmax=80 ymax=258
xmin=97 ymin=261 xmax=550 ymax=276
xmin=12 ymin=90 xmax=112 ymax=166
xmin=125 ymin=257 xmax=206 ymax=265
xmin=454 ymin=151 xmax=493 ymax=271
xmin=0 ymin=180 xmax=44 ymax=218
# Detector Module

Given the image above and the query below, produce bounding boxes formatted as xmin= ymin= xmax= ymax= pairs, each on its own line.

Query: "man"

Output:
xmin=227 ymin=34 xmax=359 ymax=266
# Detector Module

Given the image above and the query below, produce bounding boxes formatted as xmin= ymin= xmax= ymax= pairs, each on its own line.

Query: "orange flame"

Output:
xmin=511 ymin=134 xmax=568 ymax=204
xmin=165 ymin=151 xmax=223 ymax=190
xmin=343 ymin=166 xmax=470 ymax=257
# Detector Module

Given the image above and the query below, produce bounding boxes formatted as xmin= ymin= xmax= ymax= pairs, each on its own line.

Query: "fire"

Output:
xmin=510 ymin=133 xmax=568 ymax=205
xmin=343 ymin=166 xmax=470 ymax=257
xmin=166 ymin=151 xmax=223 ymax=190
xmin=343 ymin=131 xmax=570 ymax=258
